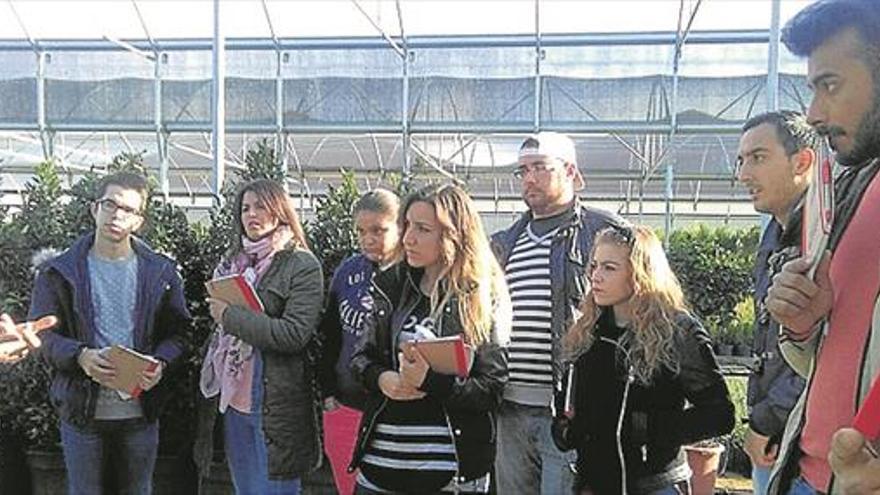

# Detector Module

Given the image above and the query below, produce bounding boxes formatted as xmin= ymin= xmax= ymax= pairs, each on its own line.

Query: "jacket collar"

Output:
xmin=45 ymin=232 xmax=168 ymax=285
xmin=372 ymin=261 xmax=423 ymax=306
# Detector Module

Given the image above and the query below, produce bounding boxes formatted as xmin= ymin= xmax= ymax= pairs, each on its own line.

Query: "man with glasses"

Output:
xmin=28 ymin=171 xmax=191 ymax=494
xmin=735 ymin=111 xmax=815 ymax=495
xmin=491 ymin=132 xmax=624 ymax=494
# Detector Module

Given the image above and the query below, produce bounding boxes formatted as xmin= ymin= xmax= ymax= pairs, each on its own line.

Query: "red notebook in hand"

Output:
xmin=104 ymin=345 xmax=160 ymax=400
xmin=205 ymin=274 xmax=264 ymax=312
xmin=404 ymin=334 xmax=475 ymax=378
xmin=801 ymin=152 xmax=834 ymax=279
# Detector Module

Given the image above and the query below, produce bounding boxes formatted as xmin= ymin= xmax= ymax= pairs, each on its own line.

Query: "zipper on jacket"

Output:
xmin=350 ymin=397 xmax=389 ymax=473
xmin=599 ymin=335 xmax=634 ymax=494
xmin=443 ymin=409 xmax=463 ymax=494
xmin=616 ymin=367 xmax=635 ymax=495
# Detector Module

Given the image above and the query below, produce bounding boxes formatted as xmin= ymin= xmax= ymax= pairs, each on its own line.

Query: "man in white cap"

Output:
xmin=491 ymin=132 xmax=624 ymax=494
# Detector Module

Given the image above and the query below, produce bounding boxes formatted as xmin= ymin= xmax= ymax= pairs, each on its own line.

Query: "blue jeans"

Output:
xmin=60 ymin=418 xmax=158 ymax=495
xmin=752 ymin=465 xmax=771 ymax=495
xmin=786 ymin=476 xmax=819 ymax=495
xmin=223 ymin=407 xmax=300 ymax=495
xmin=495 ymin=401 xmax=577 ymax=495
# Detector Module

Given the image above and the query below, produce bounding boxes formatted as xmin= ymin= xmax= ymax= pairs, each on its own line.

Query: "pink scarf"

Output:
xmin=199 ymin=225 xmax=294 ymax=414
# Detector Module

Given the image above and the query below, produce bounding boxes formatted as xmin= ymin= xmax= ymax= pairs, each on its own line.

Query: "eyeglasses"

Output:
xmin=513 ymin=161 xmax=561 ymax=180
xmin=96 ymin=198 xmax=142 ymax=218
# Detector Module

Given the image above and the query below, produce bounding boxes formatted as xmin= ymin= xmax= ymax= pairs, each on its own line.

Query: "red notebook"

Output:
xmin=205 ymin=274 xmax=264 ymax=312
xmin=104 ymin=345 xmax=160 ymax=399
xmin=801 ymin=152 xmax=834 ymax=279
xmin=404 ymin=334 xmax=475 ymax=378
xmin=853 ymin=374 xmax=880 ymax=443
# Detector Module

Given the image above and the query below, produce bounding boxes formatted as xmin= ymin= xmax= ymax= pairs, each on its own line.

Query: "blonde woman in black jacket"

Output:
xmin=349 ymin=184 xmax=511 ymax=494
xmin=552 ymin=225 xmax=735 ymax=495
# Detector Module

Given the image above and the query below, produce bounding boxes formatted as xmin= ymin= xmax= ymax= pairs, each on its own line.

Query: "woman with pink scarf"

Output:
xmin=194 ymin=179 xmax=324 ymax=495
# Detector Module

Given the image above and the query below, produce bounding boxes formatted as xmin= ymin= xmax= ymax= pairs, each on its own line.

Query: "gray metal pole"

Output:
xmin=767 ymin=0 xmax=781 ymax=111
xmin=276 ymin=50 xmax=287 ymax=179
xmin=211 ymin=0 xmax=226 ymax=203
xmin=533 ymin=0 xmax=542 ymax=132
xmin=664 ymin=161 xmax=674 ymax=240
xmin=397 ymin=0 xmax=412 ymax=185
xmin=155 ymin=54 xmax=169 ymax=200
xmin=36 ymin=51 xmax=52 ymax=160
xmin=402 ymin=52 xmax=411 ymax=183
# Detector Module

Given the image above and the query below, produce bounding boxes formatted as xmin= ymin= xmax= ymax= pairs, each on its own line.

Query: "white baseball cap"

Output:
xmin=518 ymin=131 xmax=584 ymax=189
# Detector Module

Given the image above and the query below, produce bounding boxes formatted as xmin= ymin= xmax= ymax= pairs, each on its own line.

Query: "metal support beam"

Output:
xmin=210 ymin=0 xmax=226 ymax=203
xmin=533 ymin=0 xmax=542 ymax=132
xmin=664 ymin=159 xmax=674 ymax=240
xmin=767 ymin=0 xmax=781 ymax=111
xmin=350 ymin=0 xmax=405 ymax=58
xmin=36 ymin=51 xmax=52 ymax=160
xmin=0 ymin=30 xmax=775 ymax=53
xmin=13 ymin=0 xmax=55 ymax=162
xmin=396 ymin=0 xmax=412 ymax=184
xmin=154 ymin=55 xmax=169 ymax=199
xmin=261 ymin=0 xmax=288 ymax=180
xmin=662 ymin=0 xmax=702 ymax=244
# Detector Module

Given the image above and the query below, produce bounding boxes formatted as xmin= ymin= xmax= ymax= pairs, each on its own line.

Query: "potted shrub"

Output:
xmin=729 ymin=298 xmax=755 ymax=357
xmin=706 ymin=318 xmax=734 ymax=356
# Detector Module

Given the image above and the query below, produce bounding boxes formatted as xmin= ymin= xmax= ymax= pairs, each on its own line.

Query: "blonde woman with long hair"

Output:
xmin=350 ymin=184 xmax=511 ymax=494
xmin=552 ymin=225 xmax=734 ymax=495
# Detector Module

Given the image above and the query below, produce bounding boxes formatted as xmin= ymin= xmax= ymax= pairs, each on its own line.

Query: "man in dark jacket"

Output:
xmin=28 ymin=172 xmax=191 ymax=495
xmin=736 ymin=111 xmax=817 ymax=494
xmin=491 ymin=132 xmax=624 ymax=494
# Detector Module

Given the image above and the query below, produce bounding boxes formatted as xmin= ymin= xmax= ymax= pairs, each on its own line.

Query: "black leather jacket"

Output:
xmin=552 ymin=310 xmax=735 ymax=494
xmin=349 ymin=262 xmax=510 ymax=483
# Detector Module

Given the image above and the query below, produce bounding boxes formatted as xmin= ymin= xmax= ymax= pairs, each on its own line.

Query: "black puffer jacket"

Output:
xmin=349 ymin=262 xmax=510 ymax=483
xmin=552 ymin=309 xmax=735 ymax=494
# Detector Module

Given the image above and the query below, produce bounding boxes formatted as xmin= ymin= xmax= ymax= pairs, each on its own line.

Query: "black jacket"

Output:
xmin=552 ymin=310 xmax=735 ymax=494
xmin=491 ymin=201 xmax=624 ymax=390
xmin=349 ymin=262 xmax=510 ymax=484
xmin=747 ymin=216 xmax=805 ymax=441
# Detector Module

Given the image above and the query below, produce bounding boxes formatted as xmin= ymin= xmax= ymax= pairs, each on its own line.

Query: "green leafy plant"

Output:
xmin=667 ymin=224 xmax=759 ymax=346
xmin=305 ymin=170 xmax=361 ymax=290
xmin=727 ymin=297 xmax=755 ymax=347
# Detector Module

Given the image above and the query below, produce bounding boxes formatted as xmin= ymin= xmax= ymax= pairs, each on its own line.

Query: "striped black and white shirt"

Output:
xmin=503 ymin=223 xmax=557 ymax=406
xmin=358 ymin=295 xmax=459 ymax=493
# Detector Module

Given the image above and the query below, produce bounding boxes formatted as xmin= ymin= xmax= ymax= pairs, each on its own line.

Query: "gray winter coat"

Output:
xmin=194 ymin=247 xmax=324 ymax=480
